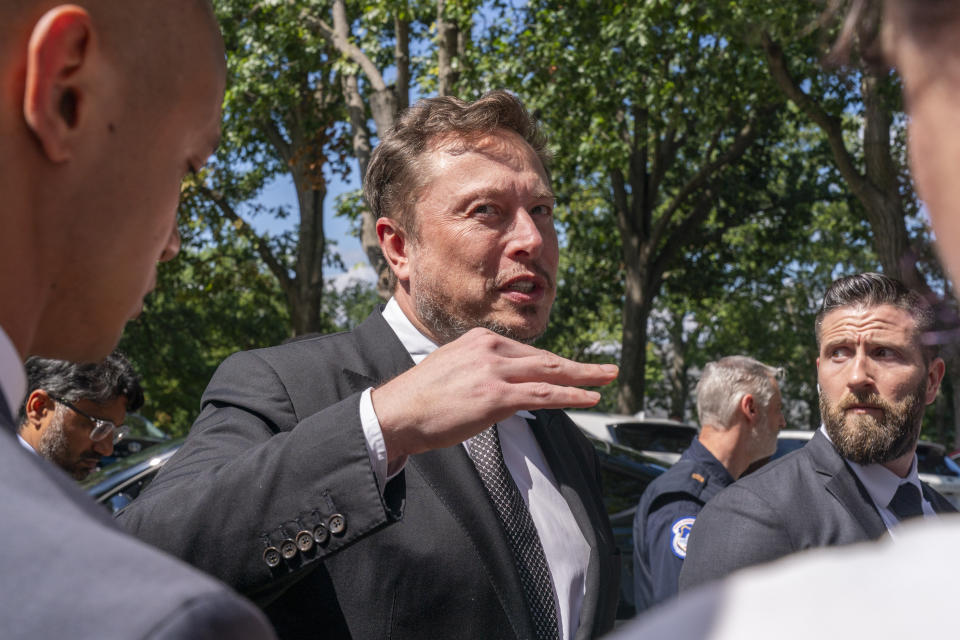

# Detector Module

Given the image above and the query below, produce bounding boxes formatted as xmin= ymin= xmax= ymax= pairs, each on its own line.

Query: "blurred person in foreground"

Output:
xmin=633 ymin=356 xmax=784 ymax=613
xmin=120 ymin=90 xmax=621 ymax=640
xmin=679 ymin=272 xmax=955 ymax=590
xmin=0 ymin=1 xmax=275 ymax=638
xmin=18 ymin=352 xmax=143 ymax=480
xmin=607 ymin=2 xmax=960 ymax=637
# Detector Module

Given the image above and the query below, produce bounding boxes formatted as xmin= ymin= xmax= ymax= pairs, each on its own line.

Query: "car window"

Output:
xmin=773 ymin=437 xmax=809 ymax=460
xmin=613 ymin=424 xmax=696 ymax=454
xmin=594 ymin=451 xmax=667 ymax=523
xmin=917 ymin=446 xmax=960 ymax=477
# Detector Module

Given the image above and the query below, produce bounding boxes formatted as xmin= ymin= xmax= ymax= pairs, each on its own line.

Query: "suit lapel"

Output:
xmin=920 ymin=483 xmax=958 ymax=514
xmin=410 ymin=445 xmax=536 ymax=640
xmin=808 ymin=432 xmax=887 ymax=540
xmin=341 ymin=306 xmax=416 ymax=392
xmin=528 ymin=411 xmax=608 ymax=640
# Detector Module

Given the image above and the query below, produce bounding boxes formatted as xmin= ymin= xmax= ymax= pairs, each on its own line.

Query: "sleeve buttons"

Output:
xmin=328 ymin=513 xmax=347 ymax=535
xmin=263 ymin=546 xmax=281 ymax=568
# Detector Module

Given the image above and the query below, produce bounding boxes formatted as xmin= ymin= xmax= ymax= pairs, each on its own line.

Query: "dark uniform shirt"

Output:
xmin=632 ymin=438 xmax=734 ymax=613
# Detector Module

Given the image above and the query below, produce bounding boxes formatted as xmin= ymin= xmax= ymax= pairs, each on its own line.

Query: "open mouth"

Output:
xmin=505 ymin=280 xmax=536 ymax=294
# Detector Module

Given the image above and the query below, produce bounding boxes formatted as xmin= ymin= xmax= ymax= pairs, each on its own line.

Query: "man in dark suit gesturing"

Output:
xmin=120 ymin=91 xmax=621 ymax=640
xmin=0 ymin=1 xmax=275 ymax=638
xmin=680 ymin=272 xmax=956 ymax=590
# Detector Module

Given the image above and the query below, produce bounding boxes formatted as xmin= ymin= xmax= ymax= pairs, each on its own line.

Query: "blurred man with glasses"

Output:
xmin=17 ymin=351 xmax=142 ymax=480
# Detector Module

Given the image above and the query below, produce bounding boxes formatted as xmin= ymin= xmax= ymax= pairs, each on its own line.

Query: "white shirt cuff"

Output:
xmin=359 ymin=387 xmax=406 ymax=489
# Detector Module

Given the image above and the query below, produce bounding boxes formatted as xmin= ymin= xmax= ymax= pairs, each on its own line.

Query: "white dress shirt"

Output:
xmin=820 ymin=426 xmax=936 ymax=535
xmin=358 ymin=298 xmax=590 ymax=640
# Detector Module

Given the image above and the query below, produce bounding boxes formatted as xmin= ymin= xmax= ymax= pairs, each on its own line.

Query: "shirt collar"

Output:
xmin=0 ymin=324 xmax=26 ymax=420
xmin=381 ymin=298 xmax=535 ymax=420
xmin=684 ymin=438 xmax=735 ymax=485
xmin=819 ymin=425 xmax=922 ymax=508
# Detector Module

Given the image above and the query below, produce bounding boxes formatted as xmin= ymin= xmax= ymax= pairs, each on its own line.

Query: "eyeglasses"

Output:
xmin=49 ymin=395 xmax=129 ymax=444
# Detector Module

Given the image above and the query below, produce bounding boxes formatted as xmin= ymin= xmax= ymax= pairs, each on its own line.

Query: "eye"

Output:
xmin=530 ymin=204 xmax=553 ymax=217
xmin=471 ymin=203 xmax=499 ymax=217
xmin=873 ymin=347 xmax=897 ymax=359
xmin=829 ymin=346 xmax=851 ymax=360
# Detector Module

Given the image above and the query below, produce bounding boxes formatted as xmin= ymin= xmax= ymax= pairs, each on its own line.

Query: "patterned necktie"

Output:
xmin=889 ymin=482 xmax=924 ymax=522
xmin=469 ymin=424 xmax=560 ymax=640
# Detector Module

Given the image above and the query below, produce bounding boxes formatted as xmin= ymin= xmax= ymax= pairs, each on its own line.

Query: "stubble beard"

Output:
xmin=37 ymin=412 xmax=97 ymax=480
xmin=750 ymin=411 xmax=778 ymax=460
xmin=412 ymin=261 xmax=551 ymax=346
xmin=820 ymin=380 xmax=927 ymax=465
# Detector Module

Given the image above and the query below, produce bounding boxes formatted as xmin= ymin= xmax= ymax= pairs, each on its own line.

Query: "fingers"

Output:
xmin=447 ymin=328 xmax=619 ymax=387
xmin=497 ymin=353 xmax=618 ymax=387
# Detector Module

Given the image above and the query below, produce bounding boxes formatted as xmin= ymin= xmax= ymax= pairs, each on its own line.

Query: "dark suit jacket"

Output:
xmin=679 ymin=430 xmax=956 ymax=591
xmin=0 ymin=364 xmax=275 ymax=639
xmin=119 ymin=308 xmax=619 ymax=640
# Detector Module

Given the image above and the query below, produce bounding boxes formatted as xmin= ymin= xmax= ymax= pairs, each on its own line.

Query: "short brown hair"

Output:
xmin=814 ymin=272 xmax=936 ymax=360
xmin=363 ymin=90 xmax=551 ymax=234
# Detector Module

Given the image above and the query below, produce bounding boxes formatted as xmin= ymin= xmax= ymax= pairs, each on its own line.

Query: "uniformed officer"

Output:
xmin=632 ymin=356 xmax=785 ymax=613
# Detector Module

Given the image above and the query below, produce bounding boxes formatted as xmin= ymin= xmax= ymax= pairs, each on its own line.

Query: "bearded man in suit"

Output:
xmin=120 ymin=90 xmax=621 ymax=640
xmin=0 ymin=1 xmax=275 ymax=638
xmin=679 ymin=272 xmax=955 ymax=590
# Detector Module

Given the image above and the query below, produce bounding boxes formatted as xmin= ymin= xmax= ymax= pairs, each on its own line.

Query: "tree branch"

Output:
xmin=298 ymin=0 xmax=388 ymax=92
xmin=761 ymin=32 xmax=868 ymax=196
xmin=649 ymin=107 xmax=770 ymax=251
xmin=195 ymin=183 xmax=293 ymax=293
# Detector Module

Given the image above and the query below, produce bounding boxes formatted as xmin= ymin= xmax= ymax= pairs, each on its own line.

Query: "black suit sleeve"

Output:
xmin=678 ymin=483 xmax=793 ymax=591
xmin=118 ymin=349 xmax=402 ymax=602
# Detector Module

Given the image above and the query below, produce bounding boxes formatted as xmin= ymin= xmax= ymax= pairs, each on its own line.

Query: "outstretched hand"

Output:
xmin=371 ymin=327 xmax=618 ymax=463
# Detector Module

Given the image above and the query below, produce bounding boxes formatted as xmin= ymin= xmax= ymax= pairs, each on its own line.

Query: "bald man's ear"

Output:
xmin=377 ymin=217 xmax=411 ymax=284
xmin=23 ymin=6 xmax=97 ymax=163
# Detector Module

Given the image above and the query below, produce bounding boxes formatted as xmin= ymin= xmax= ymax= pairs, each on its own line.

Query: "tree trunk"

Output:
xmin=437 ymin=0 xmax=460 ymax=97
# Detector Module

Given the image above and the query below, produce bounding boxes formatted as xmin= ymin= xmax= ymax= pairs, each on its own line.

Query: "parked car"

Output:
xmin=773 ymin=429 xmax=815 ymax=458
xmin=916 ymin=441 xmax=960 ymax=509
xmin=96 ymin=412 xmax=172 ymax=468
xmin=81 ymin=438 xmax=183 ymax=514
xmin=584 ymin=434 xmax=669 ymax=620
xmin=567 ymin=411 xmax=698 ymax=465
xmin=774 ymin=430 xmax=960 ymax=509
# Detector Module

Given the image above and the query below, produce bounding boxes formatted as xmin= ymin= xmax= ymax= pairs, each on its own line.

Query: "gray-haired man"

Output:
xmin=632 ymin=356 xmax=784 ymax=613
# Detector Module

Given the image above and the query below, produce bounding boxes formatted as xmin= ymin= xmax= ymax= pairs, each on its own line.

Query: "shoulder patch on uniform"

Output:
xmin=690 ymin=473 xmax=706 ymax=483
xmin=670 ymin=517 xmax=696 ymax=559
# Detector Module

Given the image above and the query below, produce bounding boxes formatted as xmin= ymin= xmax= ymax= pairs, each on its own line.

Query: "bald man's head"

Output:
xmin=0 ymin=1 xmax=226 ymax=361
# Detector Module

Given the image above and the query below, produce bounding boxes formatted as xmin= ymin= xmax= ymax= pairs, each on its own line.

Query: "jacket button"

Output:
xmin=313 ymin=523 xmax=329 ymax=545
xmin=280 ymin=539 xmax=297 ymax=560
xmin=263 ymin=547 xmax=281 ymax=568
xmin=296 ymin=530 xmax=314 ymax=552
xmin=328 ymin=513 xmax=347 ymax=535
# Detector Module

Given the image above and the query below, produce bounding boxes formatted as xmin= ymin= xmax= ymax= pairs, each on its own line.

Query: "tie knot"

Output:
xmin=889 ymin=482 xmax=924 ymax=522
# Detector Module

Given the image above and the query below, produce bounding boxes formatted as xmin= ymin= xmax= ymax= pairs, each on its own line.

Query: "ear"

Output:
xmin=24 ymin=389 xmax=53 ymax=427
xmin=23 ymin=6 xmax=96 ymax=163
xmin=740 ymin=393 xmax=757 ymax=422
xmin=377 ymin=217 xmax=411 ymax=284
xmin=924 ymin=357 xmax=946 ymax=405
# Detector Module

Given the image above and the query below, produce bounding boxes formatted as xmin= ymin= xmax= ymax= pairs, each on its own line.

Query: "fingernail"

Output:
xmin=600 ymin=364 xmax=619 ymax=374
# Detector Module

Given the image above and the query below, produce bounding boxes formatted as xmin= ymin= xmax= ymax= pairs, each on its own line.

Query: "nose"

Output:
xmin=506 ymin=208 xmax=545 ymax=261
xmin=847 ymin=351 xmax=876 ymax=392
xmin=159 ymin=224 xmax=181 ymax=263
xmin=92 ymin=435 xmax=114 ymax=457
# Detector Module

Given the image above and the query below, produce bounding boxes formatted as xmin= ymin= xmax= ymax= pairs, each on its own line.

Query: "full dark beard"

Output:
xmin=820 ymin=381 xmax=927 ymax=465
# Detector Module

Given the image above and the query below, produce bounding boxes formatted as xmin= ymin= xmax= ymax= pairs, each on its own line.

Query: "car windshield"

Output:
xmin=917 ymin=445 xmax=960 ymax=477
xmin=613 ymin=423 xmax=696 ymax=453
xmin=773 ymin=437 xmax=810 ymax=459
